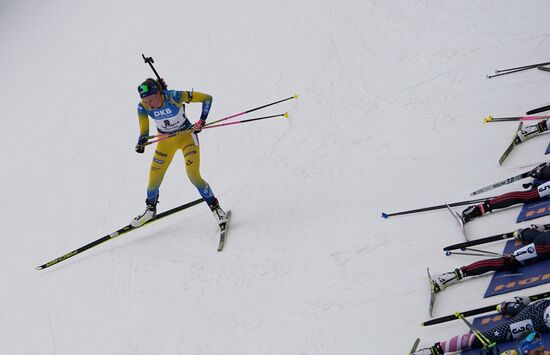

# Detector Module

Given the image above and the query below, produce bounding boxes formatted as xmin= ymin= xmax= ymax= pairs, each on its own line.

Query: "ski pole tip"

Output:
xmin=483 ymin=116 xmax=493 ymax=123
xmin=381 ymin=212 xmax=388 ymax=219
xmin=445 ymin=251 xmax=451 ymax=256
xmin=283 ymin=112 xmax=289 ymax=118
xmin=293 ymin=94 xmax=299 ymax=99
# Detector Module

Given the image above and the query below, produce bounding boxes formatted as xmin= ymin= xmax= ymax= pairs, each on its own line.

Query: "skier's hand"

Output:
xmin=135 ymin=136 xmax=148 ymax=153
xmin=529 ymin=224 xmax=545 ymax=232
xmin=513 ymin=228 xmax=525 ymax=240
xmin=529 ymin=164 xmax=546 ymax=179
xmin=193 ymin=119 xmax=206 ymax=134
xmin=497 ymin=296 xmax=530 ymax=314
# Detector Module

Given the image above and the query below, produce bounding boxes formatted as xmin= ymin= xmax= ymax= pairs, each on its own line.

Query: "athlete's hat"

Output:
xmin=138 ymin=79 xmax=159 ymax=98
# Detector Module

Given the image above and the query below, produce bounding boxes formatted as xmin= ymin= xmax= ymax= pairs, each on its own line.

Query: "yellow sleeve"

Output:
xmin=182 ymin=91 xmax=212 ymax=104
xmin=138 ymin=112 xmax=149 ymax=137
xmin=179 ymin=91 xmax=213 ymax=121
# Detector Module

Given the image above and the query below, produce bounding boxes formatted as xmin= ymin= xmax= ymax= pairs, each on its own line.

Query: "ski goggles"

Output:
xmin=518 ymin=331 xmax=544 ymax=354
xmin=138 ymin=82 xmax=159 ymax=98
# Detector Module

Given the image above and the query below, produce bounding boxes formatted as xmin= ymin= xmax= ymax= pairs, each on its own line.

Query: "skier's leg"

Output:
xmin=146 ymin=142 xmax=177 ymax=204
xmin=179 ymin=132 xmax=228 ymax=224
xmin=460 ymin=256 xmax=519 ymax=276
xmin=462 ymin=186 xmax=543 ymax=222
xmin=131 ymin=140 xmax=176 ymax=227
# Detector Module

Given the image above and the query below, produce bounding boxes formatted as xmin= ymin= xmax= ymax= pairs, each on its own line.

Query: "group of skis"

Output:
xmin=35 ymin=55 xmax=298 ymax=270
xmin=383 ymin=60 xmax=550 ymax=354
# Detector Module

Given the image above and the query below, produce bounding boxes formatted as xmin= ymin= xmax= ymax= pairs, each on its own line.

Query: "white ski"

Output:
xmin=446 ymin=204 xmax=468 ymax=241
xmin=217 ymin=210 xmax=232 ymax=252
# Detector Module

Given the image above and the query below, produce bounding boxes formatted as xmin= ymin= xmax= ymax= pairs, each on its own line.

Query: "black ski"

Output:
xmin=443 ymin=222 xmax=550 ymax=252
xmin=217 ymin=210 xmax=232 ymax=252
xmin=408 ymin=338 xmax=420 ymax=355
xmin=421 ymin=290 xmax=550 ymax=327
xmin=443 ymin=230 xmax=518 ymax=252
xmin=36 ymin=198 xmax=204 ymax=270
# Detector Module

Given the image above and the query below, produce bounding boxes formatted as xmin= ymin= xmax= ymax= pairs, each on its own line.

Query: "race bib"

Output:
xmin=537 ymin=180 xmax=550 ymax=198
xmin=513 ymin=243 xmax=538 ymax=262
xmin=152 ymin=107 xmax=187 ymax=132
xmin=509 ymin=319 xmax=535 ymax=339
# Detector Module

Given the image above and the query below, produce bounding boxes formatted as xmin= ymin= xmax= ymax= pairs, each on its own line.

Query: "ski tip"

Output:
xmin=35 ymin=266 xmax=43 ymax=270
xmin=470 ymin=192 xmax=476 ymax=196
xmin=445 ymin=251 xmax=451 ymax=256
xmin=381 ymin=212 xmax=388 ymax=219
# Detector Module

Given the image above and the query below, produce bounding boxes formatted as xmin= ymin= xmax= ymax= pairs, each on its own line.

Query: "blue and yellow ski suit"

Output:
xmin=137 ymin=89 xmax=217 ymax=206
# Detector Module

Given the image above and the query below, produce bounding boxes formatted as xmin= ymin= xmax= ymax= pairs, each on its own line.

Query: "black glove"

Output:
xmin=193 ymin=119 xmax=206 ymax=134
xmin=135 ymin=136 xmax=148 ymax=153
xmin=529 ymin=163 xmax=549 ymax=179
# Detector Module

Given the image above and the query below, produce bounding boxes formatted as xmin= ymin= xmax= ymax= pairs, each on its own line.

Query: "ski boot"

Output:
xmin=433 ymin=268 xmax=464 ymax=293
xmin=517 ymin=120 xmax=548 ymax=143
xmin=209 ymin=199 xmax=229 ymax=226
xmin=412 ymin=343 xmax=443 ymax=355
xmin=461 ymin=200 xmax=490 ymax=222
xmin=131 ymin=197 xmax=158 ymax=227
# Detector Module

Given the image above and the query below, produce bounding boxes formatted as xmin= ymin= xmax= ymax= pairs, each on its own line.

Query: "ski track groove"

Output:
xmin=432 ymin=71 xmax=459 ymax=131
xmin=46 ymin=309 xmax=57 ymax=354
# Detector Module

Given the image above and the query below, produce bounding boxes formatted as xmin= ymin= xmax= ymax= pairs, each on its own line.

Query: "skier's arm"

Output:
xmin=516 ymin=225 xmax=546 ymax=243
xmin=135 ymin=104 xmax=149 ymax=153
xmin=180 ymin=91 xmax=213 ymax=122
xmin=497 ymin=296 xmax=530 ymax=316
xmin=137 ymin=104 xmax=150 ymax=139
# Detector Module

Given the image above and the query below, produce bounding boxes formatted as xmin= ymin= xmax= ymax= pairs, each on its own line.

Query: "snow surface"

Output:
xmin=3 ymin=1 xmax=550 ymax=354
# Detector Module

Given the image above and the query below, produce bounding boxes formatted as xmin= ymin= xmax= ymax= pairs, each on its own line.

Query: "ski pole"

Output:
xmin=203 ymin=113 xmax=287 ymax=129
xmin=484 ymin=115 xmax=550 ymax=123
xmin=487 ymin=66 xmax=538 ymax=79
xmin=145 ymin=95 xmax=298 ymax=145
xmin=455 ymin=312 xmax=498 ymax=352
xmin=142 ymin=54 xmax=167 ymax=89
xmin=495 ymin=61 xmax=550 ymax=73
xmin=421 ymin=290 xmax=550 ymax=326
xmin=36 ymin=198 xmax=204 ymax=270
xmin=381 ymin=197 xmax=494 ymax=218
xmin=526 ymin=104 xmax=550 ymax=115
xmin=445 ymin=247 xmax=507 ymax=257
xmin=145 ymin=113 xmax=288 ymax=145
xmin=207 ymin=95 xmax=297 ymax=126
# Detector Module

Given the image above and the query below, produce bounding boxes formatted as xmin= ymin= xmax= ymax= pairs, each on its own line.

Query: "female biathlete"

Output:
xmin=131 ymin=78 xmax=228 ymax=228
